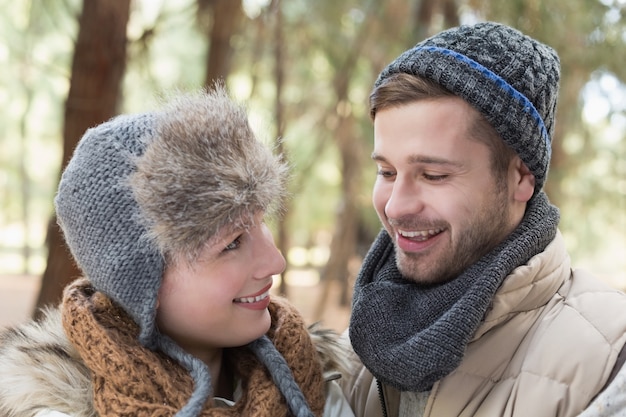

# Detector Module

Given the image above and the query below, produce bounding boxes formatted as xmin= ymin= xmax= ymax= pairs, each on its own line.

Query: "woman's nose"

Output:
xmin=254 ymin=225 xmax=287 ymax=278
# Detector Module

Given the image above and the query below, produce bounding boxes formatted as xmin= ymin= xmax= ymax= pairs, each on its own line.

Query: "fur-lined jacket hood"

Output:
xmin=0 ymin=306 xmax=350 ymax=417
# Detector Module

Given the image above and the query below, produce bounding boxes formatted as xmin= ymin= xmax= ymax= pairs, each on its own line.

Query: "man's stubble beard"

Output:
xmin=395 ymin=184 xmax=511 ymax=285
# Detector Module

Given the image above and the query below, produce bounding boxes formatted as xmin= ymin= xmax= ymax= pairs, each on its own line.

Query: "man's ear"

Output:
xmin=512 ymin=156 xmax=535 ymax=203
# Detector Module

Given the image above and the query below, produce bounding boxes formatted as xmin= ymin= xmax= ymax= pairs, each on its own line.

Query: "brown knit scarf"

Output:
xmin=61 ymin=279 xmax=325 ymax=417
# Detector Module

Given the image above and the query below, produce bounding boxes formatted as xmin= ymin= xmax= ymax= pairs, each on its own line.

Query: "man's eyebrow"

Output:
xmin=371 ymin=152 xmax=386 ymax=162
xmin=371 ymin=152 xmax=463 ymax=167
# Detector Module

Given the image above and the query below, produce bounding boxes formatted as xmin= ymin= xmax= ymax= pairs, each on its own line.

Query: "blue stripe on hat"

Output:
xmin=416 ymin=45 xmax=551 ymax=156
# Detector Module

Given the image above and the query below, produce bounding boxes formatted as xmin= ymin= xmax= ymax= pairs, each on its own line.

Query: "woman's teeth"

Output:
xmin=234 ymin=290 xmax=269 ymax=304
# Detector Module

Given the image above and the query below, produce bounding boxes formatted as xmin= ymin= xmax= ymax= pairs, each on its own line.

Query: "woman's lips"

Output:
xmin=233 ymin=283 xmax=272 ymax=310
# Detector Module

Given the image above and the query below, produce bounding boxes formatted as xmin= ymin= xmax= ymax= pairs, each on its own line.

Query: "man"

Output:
xmin=342 ymin=22 xmax=626 ymax=417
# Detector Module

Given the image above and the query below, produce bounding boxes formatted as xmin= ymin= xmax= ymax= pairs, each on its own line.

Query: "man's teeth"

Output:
xmin=399 ymin=228 xmax=443 ymax=238
xmin=234 ymin=290 xmax=269 ymax=303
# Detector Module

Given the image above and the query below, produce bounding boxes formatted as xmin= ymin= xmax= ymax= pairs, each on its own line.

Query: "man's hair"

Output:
xmin=369 ymin=73 xmax=516 ymax=180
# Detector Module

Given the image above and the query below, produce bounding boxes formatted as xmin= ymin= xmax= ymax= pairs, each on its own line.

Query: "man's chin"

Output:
xmin=397 ymin=259 xmax=460 ymax=286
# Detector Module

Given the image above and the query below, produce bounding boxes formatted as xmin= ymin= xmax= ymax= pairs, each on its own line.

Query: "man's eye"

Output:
xmin=224 ymin=235 xmax=242 ymax=251
xmin=423 ymin=173 xmax=448 ymax=181
xmin=377 ymin=169 xmax=396 ymax=178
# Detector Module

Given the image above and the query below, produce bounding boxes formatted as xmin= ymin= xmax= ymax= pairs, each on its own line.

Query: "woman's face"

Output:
xmin=156 ymin=212 xmax=286 ymax=360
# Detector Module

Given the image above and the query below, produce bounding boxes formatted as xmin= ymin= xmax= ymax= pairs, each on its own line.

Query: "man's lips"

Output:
xmin=398 ymin=227 xmax=445 ymax=241
xmin=396 ymin=227 xmax=445 ymax=252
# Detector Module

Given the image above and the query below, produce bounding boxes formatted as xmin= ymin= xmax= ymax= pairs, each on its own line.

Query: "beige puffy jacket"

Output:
xmin=341 ymin=232 xmax=626 ymax=417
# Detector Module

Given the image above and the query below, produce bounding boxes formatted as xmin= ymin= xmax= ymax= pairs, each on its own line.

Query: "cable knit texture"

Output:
xmin=375 ymin=22 xmax=560 ymax=193
xmin=61 ymin=279 xmax=325 ymax=417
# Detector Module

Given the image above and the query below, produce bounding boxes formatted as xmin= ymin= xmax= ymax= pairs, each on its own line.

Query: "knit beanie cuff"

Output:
xmin=378 ymin=45 xmax=551 ymax=190
xmin=374 ymin=22 xmax=560 ymax=193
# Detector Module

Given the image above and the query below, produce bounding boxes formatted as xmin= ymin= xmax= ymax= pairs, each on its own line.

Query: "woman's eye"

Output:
xmin=224 ymin=235 xmax=242 ymax=252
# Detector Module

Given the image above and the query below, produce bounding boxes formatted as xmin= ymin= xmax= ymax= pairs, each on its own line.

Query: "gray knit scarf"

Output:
xmin=349 ymin=191 xmax=559 ymax=392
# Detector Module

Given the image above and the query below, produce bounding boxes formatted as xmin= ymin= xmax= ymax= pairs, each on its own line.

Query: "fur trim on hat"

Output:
xmin=130 ymin=86 xmax=289 ymax=261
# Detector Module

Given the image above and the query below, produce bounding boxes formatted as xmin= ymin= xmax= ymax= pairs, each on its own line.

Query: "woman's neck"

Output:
xmin=201 ymin=348 xmax=234 ymax=400
xmin=214 ymin=354 xmax=235 ymax=399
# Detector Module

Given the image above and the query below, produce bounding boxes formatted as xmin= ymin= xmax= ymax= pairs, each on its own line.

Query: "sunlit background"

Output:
xmin=0 ymin=0 xmax=625 ymax=328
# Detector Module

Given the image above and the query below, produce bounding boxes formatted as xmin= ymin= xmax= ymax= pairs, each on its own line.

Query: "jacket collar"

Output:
xmin=473 ymin=230 xmax=570 ymax=341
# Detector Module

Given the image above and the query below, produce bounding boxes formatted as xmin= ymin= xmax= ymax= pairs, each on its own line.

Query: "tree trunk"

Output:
xmin=200 ymin=0 xmax=243 ymax=86
xmin=442 ymin=0 xmax=460 ymax=28
xmin=413 ymin=0 xmax=437 ymax=40
xmin=314 ymin=113 xmax=361 ymax=315
xmin=271 ymin=0 xmax=291 ymax=296
xmin=313 ymin=8 xmax=375 ymax=318
xmin=414 ymin=0 xmax=459 ymax=40
xmin=34 ymin=0 xmax=130 ymax=316
xmin=544 ymin=68 xmax=586 ymax=206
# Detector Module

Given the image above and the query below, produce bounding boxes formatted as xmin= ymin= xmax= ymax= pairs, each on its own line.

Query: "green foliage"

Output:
xmin=1 ymin=0 xmax=624 ymax=282
xmin=0 ymin=0 xmax=80 ymax=273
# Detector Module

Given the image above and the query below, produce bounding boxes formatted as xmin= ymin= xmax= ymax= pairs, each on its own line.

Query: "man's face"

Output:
xmin=372 ymin=97 xmax=519 ymax=285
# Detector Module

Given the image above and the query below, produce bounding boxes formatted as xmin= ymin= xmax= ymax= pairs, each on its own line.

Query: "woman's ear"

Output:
xmin=511 ymin=156 xmax=535 ymax=203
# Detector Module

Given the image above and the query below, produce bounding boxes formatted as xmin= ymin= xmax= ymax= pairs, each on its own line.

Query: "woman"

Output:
xmin=0 ymin=86 xmax=353 ymax=417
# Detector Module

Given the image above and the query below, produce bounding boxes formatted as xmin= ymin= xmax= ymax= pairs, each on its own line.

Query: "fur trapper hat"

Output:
xmin=54 ymin=86 xmax=305 ymax=416
xmin=375 ymin=22 xmax=560 ymax=193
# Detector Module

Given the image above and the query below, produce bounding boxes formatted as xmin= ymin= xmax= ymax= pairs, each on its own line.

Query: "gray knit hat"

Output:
xmin=375 ymin=22 xmax=560 ymax=193
xmin=55 ymin=87 xmax=314 ymax=416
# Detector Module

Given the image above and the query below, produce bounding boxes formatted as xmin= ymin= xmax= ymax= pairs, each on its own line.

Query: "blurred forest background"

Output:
xmin=0 ymin=0 xmax=625 ymax=323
